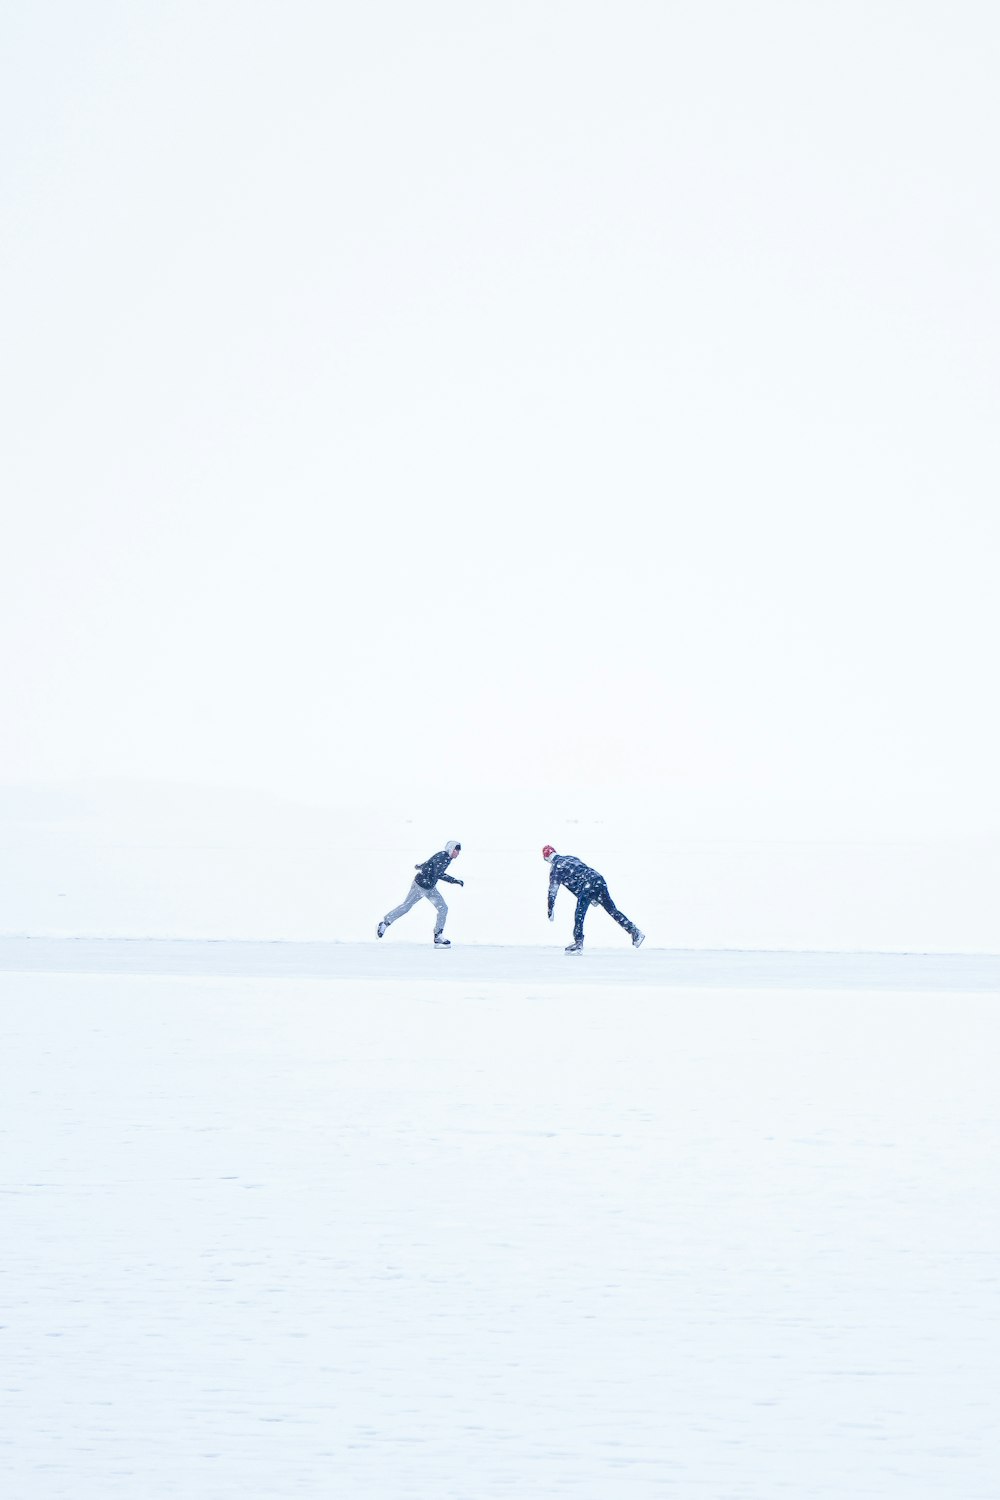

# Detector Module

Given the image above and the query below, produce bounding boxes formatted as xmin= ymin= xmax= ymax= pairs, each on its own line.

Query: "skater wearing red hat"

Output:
xmin=542 ymin=845 xmax=644 ymax=953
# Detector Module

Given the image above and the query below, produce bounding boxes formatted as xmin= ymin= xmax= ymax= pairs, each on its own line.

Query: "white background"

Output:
xmin=4 ymin=14 xmax=1000 ymax=1492
xmin=3 ymin=1 xmax=999 ymax=846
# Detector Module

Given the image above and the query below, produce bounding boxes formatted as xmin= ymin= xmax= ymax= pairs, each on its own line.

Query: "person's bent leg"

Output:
xmin=427 ymin=887 xmax=448 ymax=937
xmin=384 ymin=882 xmax=424 ymax=926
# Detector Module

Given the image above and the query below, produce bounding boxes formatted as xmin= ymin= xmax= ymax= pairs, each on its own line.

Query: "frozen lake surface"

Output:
xmin=2 ymin=943 xmax=998 ymax=1497
xmin=3 ymin=936 xmax=1000 ymax=990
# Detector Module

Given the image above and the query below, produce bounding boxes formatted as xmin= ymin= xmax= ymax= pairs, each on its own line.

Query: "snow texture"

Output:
xmin=2 ymin=947 xmax=999 ymax=1498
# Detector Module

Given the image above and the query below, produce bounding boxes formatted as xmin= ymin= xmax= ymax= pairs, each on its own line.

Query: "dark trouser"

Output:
xmin=574 ymin=881 xmax=639 ymax=943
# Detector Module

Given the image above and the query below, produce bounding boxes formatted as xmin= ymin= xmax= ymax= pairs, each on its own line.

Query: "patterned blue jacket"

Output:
xmin=415 ymin=850 xmax=463 ymax=890
xmin=547 ymin=855 xmax=604 ymax=915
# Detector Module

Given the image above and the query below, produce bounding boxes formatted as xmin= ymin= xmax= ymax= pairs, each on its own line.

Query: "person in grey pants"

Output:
xmin=377 ymin=841 xmax=464 ymax=946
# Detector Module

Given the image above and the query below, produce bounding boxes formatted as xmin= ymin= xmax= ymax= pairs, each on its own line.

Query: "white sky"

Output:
xmin=3 ymin=1 xmax=998 ymax=833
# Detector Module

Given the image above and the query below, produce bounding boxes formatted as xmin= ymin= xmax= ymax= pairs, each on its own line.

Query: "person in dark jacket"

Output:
xmin=543 ymin=845 xmax=644 ymax=953
xmin=377 ymin=841 xmax=464 ymax=946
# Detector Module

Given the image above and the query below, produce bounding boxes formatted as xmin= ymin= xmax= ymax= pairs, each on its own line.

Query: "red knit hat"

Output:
xmin=542 ymin=845 xmax=557 ymax=860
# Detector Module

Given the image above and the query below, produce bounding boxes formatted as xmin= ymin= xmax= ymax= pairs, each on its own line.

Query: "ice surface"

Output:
xmin=2 ymin=955 xmax=999 ymax=1498
xmin=3 ymin=937 xmax=1000 ymax=991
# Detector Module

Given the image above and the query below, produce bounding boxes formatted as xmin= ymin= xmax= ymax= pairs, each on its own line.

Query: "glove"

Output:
xmin=548 ymin=912 xmax=554 ymax=922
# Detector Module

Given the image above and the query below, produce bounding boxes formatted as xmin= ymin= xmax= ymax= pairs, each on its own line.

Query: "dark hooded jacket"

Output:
xmin=415 ymin=850 xmax=462 ymax=890
xmin=547 ymin=854 xmax=604 ymax=915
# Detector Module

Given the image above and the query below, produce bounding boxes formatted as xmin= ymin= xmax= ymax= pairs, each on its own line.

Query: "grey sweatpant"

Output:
xmin=384 ymin=881 xmax=448 ymax=936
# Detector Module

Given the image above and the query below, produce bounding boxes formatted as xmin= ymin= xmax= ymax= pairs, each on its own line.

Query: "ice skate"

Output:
xmin=433 ymin=934 xmax=451 ymax=947
xmin=565 ymin=938 xmax=583 ymax=953
xmin=632 ymin=930 xmax=645 ymax=948
xmin=377 ymin=920 xmax=388 ymax=939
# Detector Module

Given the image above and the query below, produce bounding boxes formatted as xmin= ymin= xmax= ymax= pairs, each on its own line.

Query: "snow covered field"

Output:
xmin=3 ymin=945 xmax=998 ymax=1498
